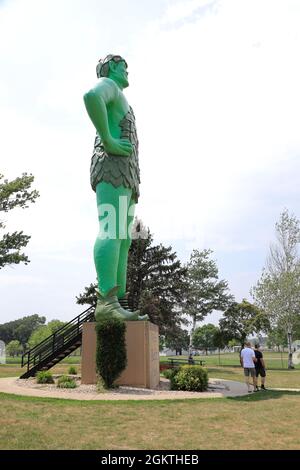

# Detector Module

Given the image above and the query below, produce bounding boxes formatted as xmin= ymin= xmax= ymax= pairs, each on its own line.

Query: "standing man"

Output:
xmin=254 ymin=343 xmax=267 ymax=390
xmin=83 ymin=54 xmax=148 ymax=321
xmin=240 ymin=341 xmax=257 ymax=393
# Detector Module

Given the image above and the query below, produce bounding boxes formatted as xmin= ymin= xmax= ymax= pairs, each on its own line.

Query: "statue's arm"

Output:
xmin=83 ymin=78 xmax=132 ymax=156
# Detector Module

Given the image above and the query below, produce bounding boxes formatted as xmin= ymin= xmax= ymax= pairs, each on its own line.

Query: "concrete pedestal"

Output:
xmin=81 ymin=321 xmax=160 ymax=388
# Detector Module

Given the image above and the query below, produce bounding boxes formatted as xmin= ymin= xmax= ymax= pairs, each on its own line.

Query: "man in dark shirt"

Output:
xmin=254 ymin=343 xmax=267 ymax=390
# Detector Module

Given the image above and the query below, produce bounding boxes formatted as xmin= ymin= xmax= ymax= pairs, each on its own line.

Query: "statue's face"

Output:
xmin=112 ymin=60 xmax=129 ymax=88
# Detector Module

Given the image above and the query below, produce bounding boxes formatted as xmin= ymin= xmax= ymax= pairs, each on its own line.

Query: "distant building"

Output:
xmin=292 ymin=340 xmax=300 ymax=351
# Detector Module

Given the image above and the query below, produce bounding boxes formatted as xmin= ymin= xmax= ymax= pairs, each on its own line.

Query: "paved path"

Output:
xmin=0 ymin=377 xmax=253 ymax=401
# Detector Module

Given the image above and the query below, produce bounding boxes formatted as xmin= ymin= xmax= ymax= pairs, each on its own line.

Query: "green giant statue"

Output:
xmin=84 ymin=54 xmax=148 ymax=321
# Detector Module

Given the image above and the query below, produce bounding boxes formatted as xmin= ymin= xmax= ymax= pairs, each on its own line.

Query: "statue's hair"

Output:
xmin=96 ymin=54 xmax=127 ymax=78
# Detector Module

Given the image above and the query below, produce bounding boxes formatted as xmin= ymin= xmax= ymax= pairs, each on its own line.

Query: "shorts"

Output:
xmin=255 ymin=367 xmax=266 ymax=378
xmin=244 ymin=368 xmax=255 ymax=377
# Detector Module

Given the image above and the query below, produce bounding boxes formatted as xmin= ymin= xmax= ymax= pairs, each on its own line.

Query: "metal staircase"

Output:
xmin=20 ymin=305 xmax=95 ymax=379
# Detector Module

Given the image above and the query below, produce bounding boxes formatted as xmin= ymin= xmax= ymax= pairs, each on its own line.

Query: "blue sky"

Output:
xmin=1 ymin=0 xmax=300 ymax=327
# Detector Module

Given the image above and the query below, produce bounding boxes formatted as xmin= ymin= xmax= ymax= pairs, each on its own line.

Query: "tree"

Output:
xmin=214 ymin=326 xmax=226 ymax=349
xmin=0 ymin=173 xmax=39 ymax=269
xmin=76 ymin=219 xmax=188 ymax=336
xmin=28 ymin=320 xmax=65 ymax=349
xmin=267 ymin=327 xmax=287 ymax=351
xmin=6 ymin=340 xmax=22 ymax=357
xmin=0 ymin=314 xmax=46 ymax=350
xmin=193 ymin=323 xmax=219 ymax=355
xmin=159 ymin=336 xmax=165 ymax=352
xmin=185 ymin=249 xmax=233 ymax=352
xmin=213 ymin=327 xmax=227 ymax=365
xmin=252 ymin=210 xmax=300 ymax=368
xmin=165 ymin=326 xmax=190 ymax=355
xmin=219 ymin=299 xmax=270 ymax=348
xmin=127 ymin=220 xmax=188 ymax=335
xmin=76 ymin=282 xmax=97 ymax=307
xmin=228 ymin=339 xmax=239 ymax=348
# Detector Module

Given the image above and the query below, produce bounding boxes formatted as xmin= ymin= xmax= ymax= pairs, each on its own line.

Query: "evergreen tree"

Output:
xmin=76 ymin=282 xmax=97 ymax=307
xmin=127 ymin=220 xmax=188 ymax=335
xmin=76 ymin=219 xmax=187 ymax=335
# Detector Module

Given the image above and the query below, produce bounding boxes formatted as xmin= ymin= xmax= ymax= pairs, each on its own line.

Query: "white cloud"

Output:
xmin=130 ymin=0 xmax=300 ymax=249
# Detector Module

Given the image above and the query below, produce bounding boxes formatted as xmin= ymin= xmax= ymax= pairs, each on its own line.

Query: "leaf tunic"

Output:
xmin=90 ymin=106 xmax=141 ymax=202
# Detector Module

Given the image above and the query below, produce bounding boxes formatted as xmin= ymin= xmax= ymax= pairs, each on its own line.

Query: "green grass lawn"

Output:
xmin=161 ymin=351 xmax=300 ymax=370
xmin=1 ymin=360 xmax=300 ymax=449
xmin=0 ymin=390 xmax=299 ymax=449
xmin=2 ymin=350 xmax=300 ymax=388
xmin=7 ymin=351 xmax=297 ymax=369
xmin=5 ymin=355 xmax=81 ymax=365
xmin=0 ymin=363 xmax=81 ymax=379
xmin=207 ymin=367 xmax=300 ymax=388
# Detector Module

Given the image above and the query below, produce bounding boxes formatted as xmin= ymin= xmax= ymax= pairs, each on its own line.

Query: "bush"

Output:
xmin=162 ymin=367 xmax=180 ymax=390
xmin=68 ymin=366 xmax=77 ymax=375
xmin=95 ymin=316 xmax=127 ymax=389
xmin=36 ymin=371 xmax=54 ymax=384
xmin=57 ymin=375 xmax=77 ymax=389
xmin=162 ymin=368 xmax=175 ymax=380
xmin=172 ymin=365 xmax=208 ymax=392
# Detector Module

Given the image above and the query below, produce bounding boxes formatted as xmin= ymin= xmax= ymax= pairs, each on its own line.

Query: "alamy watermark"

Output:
xmin=97 ymin=196 xmax=148 ymax=240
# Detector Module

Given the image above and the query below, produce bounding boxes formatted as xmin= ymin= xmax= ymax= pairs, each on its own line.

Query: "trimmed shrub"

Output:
xmin=68 ymin=366 xmax=77 ymax=375
xmin=162 ymin=368 xmax=174 ymax=380
xmin=172 ymin=365 xmax=208 ymax=392
xmin=95 ymin=316 xmax=127 ymax=389
xmin=57 ymin=375 xmax=77 ymax=389
xmin=162 ymin=367 xmax=180 ymax=390
xmin=36 ymin=371 xmax=54 ymax=384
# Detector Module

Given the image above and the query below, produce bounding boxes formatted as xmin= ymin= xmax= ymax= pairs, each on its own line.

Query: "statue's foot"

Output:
xmin=137 ymin=314 xmax=149 ymax=321
xmin=119 ymin=292 xmax=149 ymax=321
xmin=95 ymin=286 xmax=147 ymax=321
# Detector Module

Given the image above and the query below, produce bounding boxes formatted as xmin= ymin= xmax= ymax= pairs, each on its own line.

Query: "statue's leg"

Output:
xmin=117 ymin=198 xmax=135 ymax=298
xmin=117 ymin=199 xmax=149 ymax=320
xmin=94 ymin=183 xmax=148 ymax=321
xmin=94 ymin=181 xmax=132 ymax=295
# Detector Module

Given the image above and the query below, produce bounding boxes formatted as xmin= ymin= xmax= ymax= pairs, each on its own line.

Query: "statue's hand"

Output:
xmin=103 ymin=137 xmax=133 ymax=157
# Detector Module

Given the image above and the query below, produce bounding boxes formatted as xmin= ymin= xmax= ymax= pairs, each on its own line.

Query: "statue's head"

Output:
xmin=96 ymin=54 xmax=129 ymax=88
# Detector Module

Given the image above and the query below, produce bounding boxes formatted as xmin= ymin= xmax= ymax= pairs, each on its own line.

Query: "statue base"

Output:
xmin=81 ymin=321 xmax=160 ymax=388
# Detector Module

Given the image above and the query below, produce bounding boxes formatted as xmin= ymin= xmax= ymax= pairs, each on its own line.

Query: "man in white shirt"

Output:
xmin=240 ymin=342 xmax=257 ymax=393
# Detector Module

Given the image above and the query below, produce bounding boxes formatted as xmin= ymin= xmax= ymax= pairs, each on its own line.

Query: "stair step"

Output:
xmin=20 ymin=306 xmax=95 ymax=379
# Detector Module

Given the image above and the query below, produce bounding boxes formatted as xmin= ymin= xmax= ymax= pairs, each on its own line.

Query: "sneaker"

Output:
xmin=261 ymin=385 xmax=267 ymax=390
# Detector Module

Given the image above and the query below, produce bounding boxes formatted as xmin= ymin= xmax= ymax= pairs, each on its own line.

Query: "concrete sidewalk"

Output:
xmin=0 ymin=377 xmax=254 ymax=401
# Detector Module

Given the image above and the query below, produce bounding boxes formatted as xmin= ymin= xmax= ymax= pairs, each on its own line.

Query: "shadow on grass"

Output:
xmin=228 ymin=390 xmax=300 ymax=402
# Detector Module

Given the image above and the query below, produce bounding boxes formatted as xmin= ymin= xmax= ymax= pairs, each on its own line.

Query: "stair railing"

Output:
xmin=21 ymin=305 xmax=95 ymax=372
